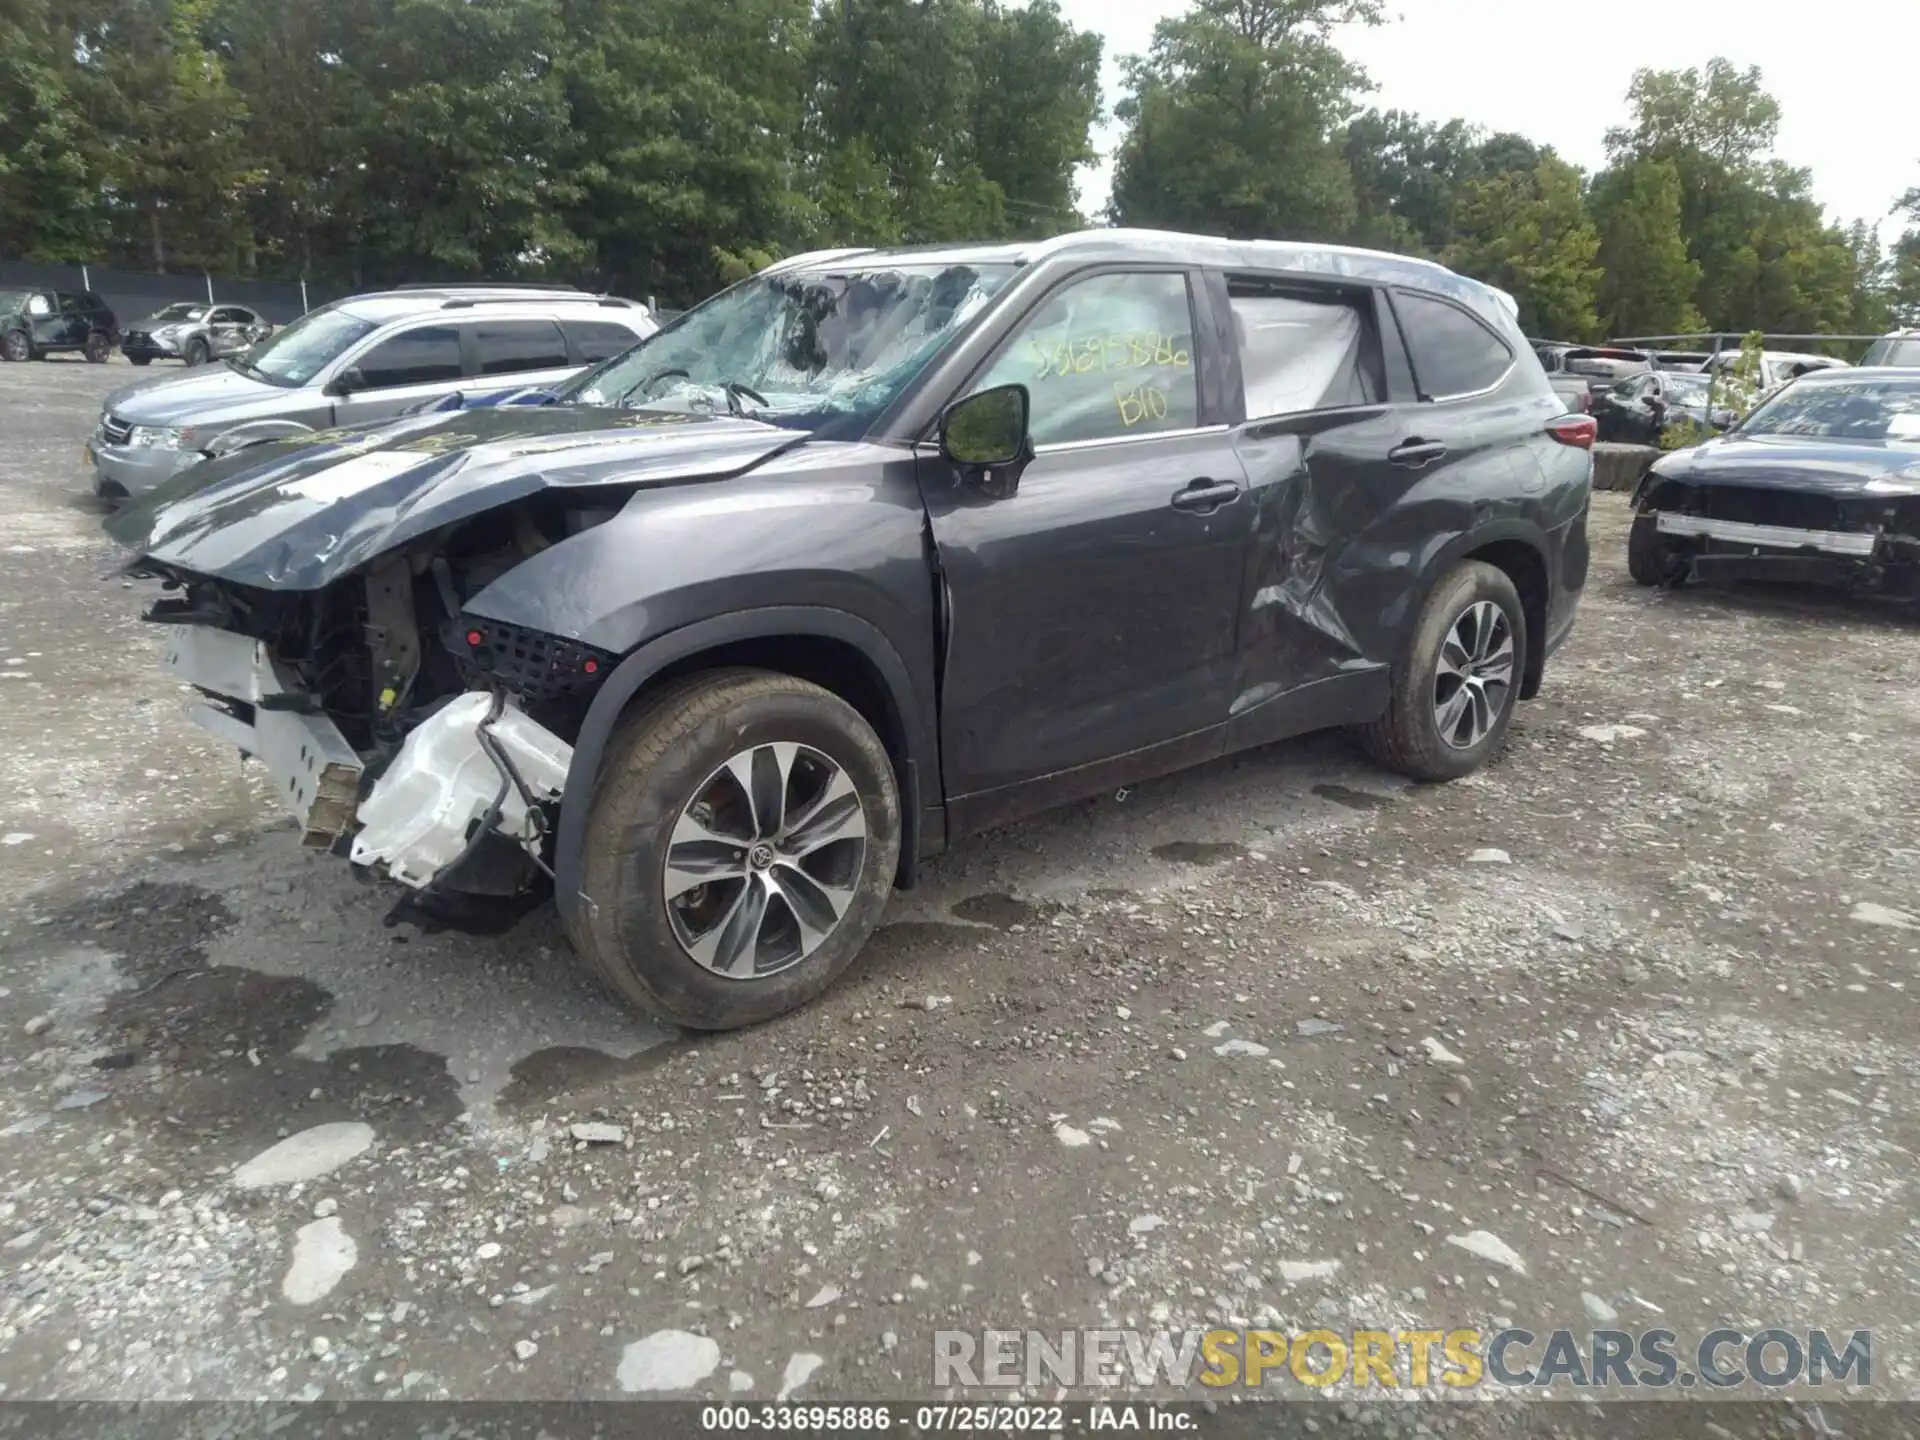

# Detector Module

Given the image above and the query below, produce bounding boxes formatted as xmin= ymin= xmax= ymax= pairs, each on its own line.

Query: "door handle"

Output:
xmin=1170 ymin=478 xmax=1242 ymax=514
xmin=1389 ymin=439 xmax=1448 ymax=468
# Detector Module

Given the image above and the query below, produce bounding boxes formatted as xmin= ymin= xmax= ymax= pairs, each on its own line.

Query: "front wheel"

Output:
xmin=83 ymin=331 xmax=110 ymax=364
xmin=566 ymin=669 xmax=901 ymax=1030
xmin=0 ymin=329 xmax=30 ymax=363
xmin=183 ymin=338 xmax=210 ymax=366
xmin=1628 ymin=513 xmax=1688 ymax=587
xmin=1356 ymin=560 xmax=1525 ymax=782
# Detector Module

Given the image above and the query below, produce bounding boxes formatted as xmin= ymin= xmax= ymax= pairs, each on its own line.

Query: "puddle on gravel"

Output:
xmin=950 ymin=893 xmax=1046 ymax=929
xmin=1151 ymin=841 xmax=1248 ymax=866
xmin=496 ymin=1043 xmax=684 ymax=1111
xmin=1312 ymin=783 xmax=1394 ymax=811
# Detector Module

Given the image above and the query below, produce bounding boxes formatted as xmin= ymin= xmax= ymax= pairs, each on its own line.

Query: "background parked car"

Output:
xmin=1530 ymin=341 xmax=1594 ymax=414
xmin=1703 ymin=348 xmax=1848 ymax=390
xmin=1629 ymin=369 xmax=1920 ymax=594
xmin=1860 ymin=330 xmax=1920 ymax=367
xmin=1593 ymin=369 xmax=1732 ymax=444
xmin=0 ymin=288 xmax=117 ymax=363
xmin=87 ymin=285 xmax=655 ymax=501
xmin=121 ymin=303 xmax=273 ymax=366
xmin=1649 ymin=350 xmax=1711 ymax=372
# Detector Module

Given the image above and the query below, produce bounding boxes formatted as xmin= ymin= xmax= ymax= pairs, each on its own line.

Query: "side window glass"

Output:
xmin=1395 ymin=292 xmax=1514 ymax=399
xmin=1228 ymin=283 xmax=1379 ymax=418
xmin=26 ymin=294 xmax=51 ymax=316
xmin=474 ymin=319 xmax=567 ymax=375
xmin=353 ymin=326 xmax=463 ymax=388
xmin=58 ymin=294 xmax=83 ymax=316
xmin=974 ymin=272 xmax=1198 ymax=447
xmin=563 ymin=320 xmax=640 ymax=363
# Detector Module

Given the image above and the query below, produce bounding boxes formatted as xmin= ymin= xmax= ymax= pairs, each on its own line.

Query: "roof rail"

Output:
xmin=395 ymin=281 xmax=583 ymax=293
xmin=439 ymin=294 xmax=627 ymax=310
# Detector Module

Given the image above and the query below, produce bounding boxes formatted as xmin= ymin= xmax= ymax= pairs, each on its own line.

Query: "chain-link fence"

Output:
xmin=0 ymin=260 xmax=355 ymax=327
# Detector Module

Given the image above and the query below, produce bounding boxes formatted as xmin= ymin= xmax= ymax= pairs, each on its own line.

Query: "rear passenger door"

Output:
xmin=1210 ymin=272 xmax=1412 ymax=746
xmin=463 ymin=318 xmax=575 ymax=396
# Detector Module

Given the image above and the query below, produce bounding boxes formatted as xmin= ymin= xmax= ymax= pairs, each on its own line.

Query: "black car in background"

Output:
xmin=121 ymin=302 xmax=274 ymax=366
xmin=1594 ymin=369 xmax=1733 ymax=445
xmin=1630 ymin=369 xmax=1920 ymax=594
xmin=107 ymin=230 xmax=1595 ymax=1029
xmin=0 ymin=288 xmax=118 ymax=363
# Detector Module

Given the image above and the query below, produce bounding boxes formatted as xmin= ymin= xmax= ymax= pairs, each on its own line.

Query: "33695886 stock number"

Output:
xmin=699 ymin=1406 xmax=893 ymax=1430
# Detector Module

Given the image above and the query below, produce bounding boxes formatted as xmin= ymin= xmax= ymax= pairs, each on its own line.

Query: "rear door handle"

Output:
xmin=1389 ymin=439 xmax=1448 ymax=468
xmin=1170 ymin=478 xmax=1242 ymax=514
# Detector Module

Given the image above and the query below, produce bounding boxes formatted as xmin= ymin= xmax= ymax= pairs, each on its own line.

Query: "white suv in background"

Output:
xmin=1861 ymin=330 xmax=1920 ymax=367
xmin=88 ymin=286 xmax=656 ymax=501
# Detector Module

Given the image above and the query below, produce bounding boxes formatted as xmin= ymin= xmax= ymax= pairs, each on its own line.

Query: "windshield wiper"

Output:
xmin=722 ymin=381 xmax=769 ymax=418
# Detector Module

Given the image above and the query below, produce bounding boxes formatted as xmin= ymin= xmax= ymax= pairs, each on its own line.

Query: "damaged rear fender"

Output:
xmin=548 ymin=606 xmax=936 ymax=934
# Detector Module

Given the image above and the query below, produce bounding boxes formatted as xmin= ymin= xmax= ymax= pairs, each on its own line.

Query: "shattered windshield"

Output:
xmin=1737 ymin=376 xmax=1920 ymax=441
xmin=559 ymin=262 xmax=1017 ymax=432
xmin=149 ymin=303 xmax=206 ymax=323
xmin=1665 ymin=374 xmax=1711 ymax=403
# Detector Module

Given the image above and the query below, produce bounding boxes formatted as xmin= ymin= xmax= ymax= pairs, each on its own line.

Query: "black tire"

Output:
xmin=1627 ymin=513 xmax=1687 ymax=588
xmin=0 ymin=329 xmax=30 ymax=363
xmin=128 ymin=354 xmax=152 ymax=367
xmin=1356 ymin=560 xmax=1525 ymax=782
xmin=83 ymin=331 xmax=110 ymax=364
xmin=183 ymin=338 xmax=210 ymax=366
xmin=565 ymin=668 xmax=902 ymax=1030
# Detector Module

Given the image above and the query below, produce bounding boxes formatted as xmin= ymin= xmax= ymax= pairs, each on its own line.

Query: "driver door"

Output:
xmin=919 ymin=268 xmax=1250 ymax=829
xmin=329 ymin=324 xmax=466 ymax=424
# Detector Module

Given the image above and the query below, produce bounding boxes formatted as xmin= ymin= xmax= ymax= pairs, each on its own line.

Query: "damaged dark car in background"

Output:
xmin=105 ymin=230 xmax=1593 ymax=1030
xmin=1629 ymin=369 xmax=1920 ymax=596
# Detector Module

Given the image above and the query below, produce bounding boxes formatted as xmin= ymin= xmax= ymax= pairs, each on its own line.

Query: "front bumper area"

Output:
xmin=91 ymin=426 xmax=202 ymax=499
xmin=1653 ymin=512 xmax=1879 ymax=558
xmin=162 ymin=625 xmax=365 ymax=846
xmin=1644 ymin=509 xmax=1920 ymax=596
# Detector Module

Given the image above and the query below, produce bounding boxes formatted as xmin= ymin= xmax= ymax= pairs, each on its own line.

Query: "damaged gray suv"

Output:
xmin=106 ymin=230 xmax=1594 ymax=1030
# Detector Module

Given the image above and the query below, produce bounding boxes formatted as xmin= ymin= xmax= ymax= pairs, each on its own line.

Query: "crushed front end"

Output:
xmin=1636 ymin=473 xmax=1920 ymax=596
xmin=133 ymin=494 xmax=619 ymax=897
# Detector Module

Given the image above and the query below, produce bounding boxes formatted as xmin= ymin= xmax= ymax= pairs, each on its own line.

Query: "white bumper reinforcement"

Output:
xmin=163 ymin=626 xmax=365 ymax=846
xmin=349 ymin=691 xmax=573 ymax=889
xmin=1655 ymin=512 xmax=1878 ymax=558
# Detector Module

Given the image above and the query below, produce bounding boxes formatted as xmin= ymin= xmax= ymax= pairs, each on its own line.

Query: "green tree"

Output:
xmin=69 ymin=0 xmax=257 ymax=271
xmin=1108 ymin=0 xmax=1384 ymax=240
xmin=0 ymin=0 xmax=104 ymax=259
xmin=1342 ymin=109 xmax=1477 ymax=254
xmin=1589 ymin=158 xmax=1703 ymax=339
xmin=965 ymin=0 xmax=1102 ymax=237
xmin=1444 ymin=156 xmax=1601 ymax=340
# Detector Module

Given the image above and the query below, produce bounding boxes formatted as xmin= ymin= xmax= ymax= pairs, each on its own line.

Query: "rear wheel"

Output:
xmin=565 ymin=669 xmax=901 ymax=1030
xmin=1628 ymin=513 xmax=1688 ymax=587
xmin=83 ymin=331 xmax=110 ymax=364
xmin=0 ymin=329 xmax=30 ymax=363
xmin=1356 ymin=560 xmax=1524 ymax=782
xmin=183 ymin=338 xmax=210 ymax=366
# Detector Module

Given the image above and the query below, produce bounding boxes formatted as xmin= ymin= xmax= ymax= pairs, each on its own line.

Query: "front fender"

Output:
xmin=202 ymin=417 xmax=318 ymax=460
xmin=551 ymin=606 xmax=934 ymax=927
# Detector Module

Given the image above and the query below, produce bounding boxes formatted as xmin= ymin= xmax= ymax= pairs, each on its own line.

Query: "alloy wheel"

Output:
xmin=662 ymin=741 xmax=868 ymax=980
xmin=1432 ymin=600 xmax=1514 ymax=750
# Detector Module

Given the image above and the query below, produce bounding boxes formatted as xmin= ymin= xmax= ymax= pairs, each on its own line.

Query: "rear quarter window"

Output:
xmin=1394 ymin=292 xmax=1514 ymax=399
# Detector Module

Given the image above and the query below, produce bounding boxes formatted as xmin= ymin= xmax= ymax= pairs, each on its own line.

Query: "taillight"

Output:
xmin=1547 ymin=415 xmax=1597 ymax=449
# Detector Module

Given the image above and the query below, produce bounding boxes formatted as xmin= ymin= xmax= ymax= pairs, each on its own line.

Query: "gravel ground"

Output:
xmin=1 ymin=358 xmax=1917 ymax=1421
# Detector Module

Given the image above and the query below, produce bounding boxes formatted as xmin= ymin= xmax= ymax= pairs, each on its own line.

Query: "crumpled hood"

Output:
xmin=105 ymin=362 xmax=280 ymax=423
xmin=104 ymin=405 xmax=805 ymax=590
xmin=1652 ymin=434 xmax=1920 ymax=494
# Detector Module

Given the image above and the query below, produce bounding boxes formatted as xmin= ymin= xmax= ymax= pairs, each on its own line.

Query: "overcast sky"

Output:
xmin=1056 ymin=0 xmax=1917 ymax=245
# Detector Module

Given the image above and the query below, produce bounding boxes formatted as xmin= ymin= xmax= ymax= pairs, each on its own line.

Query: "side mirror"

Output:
xmin=1709 ymin=410 xmax=1734 ymax=432
xmin=326 ymin=366 xmax=365 ymax=398
xmin=939 ymin=384 xmax=1032 ymax=495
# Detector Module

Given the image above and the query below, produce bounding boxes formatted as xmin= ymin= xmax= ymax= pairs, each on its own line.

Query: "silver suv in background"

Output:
xmin=121 ymin=303 xmax=274 ymax=366
xmin=88 ymin=285 xmax=655 ymax=501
